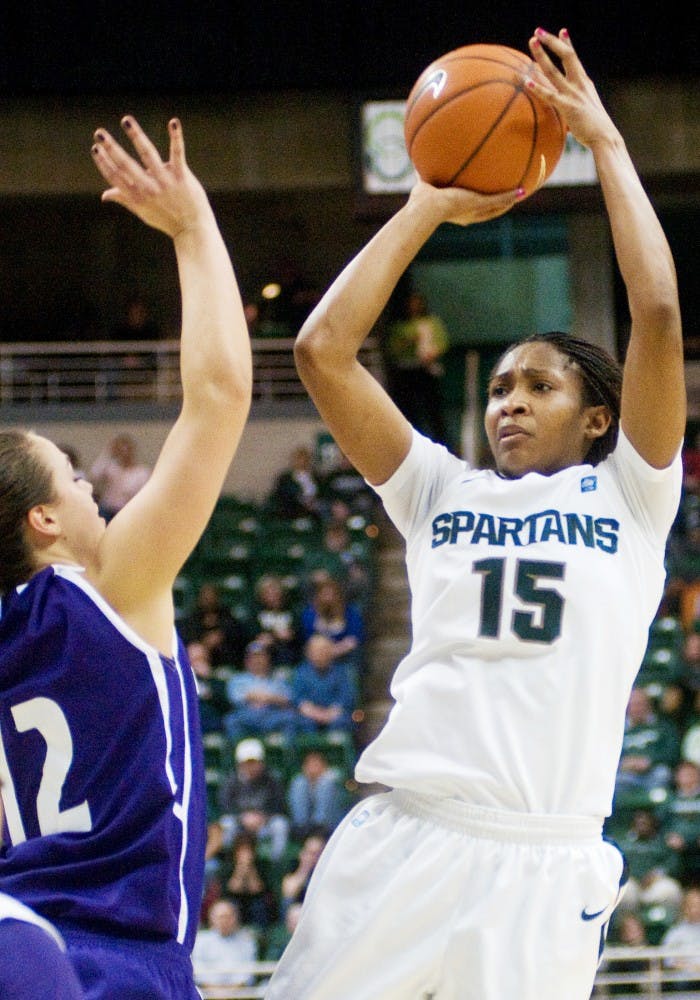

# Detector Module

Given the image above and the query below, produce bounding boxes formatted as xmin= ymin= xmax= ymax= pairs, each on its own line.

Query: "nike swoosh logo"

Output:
xmin=415 ymin=68 xmax=447 ymax=101
xmin=581 ymin=907 xmax=606 ymax=921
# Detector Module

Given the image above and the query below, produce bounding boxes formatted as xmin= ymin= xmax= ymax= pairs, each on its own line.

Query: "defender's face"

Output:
xmin=30 ymin=434 xmax=105 ymax=552
xmin=484 ymin=342 xmax=604 ymax=478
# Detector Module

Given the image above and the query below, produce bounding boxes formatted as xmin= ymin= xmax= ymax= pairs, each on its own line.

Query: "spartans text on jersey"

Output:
xmin=431 ymin=509 xmax=620 ymax=553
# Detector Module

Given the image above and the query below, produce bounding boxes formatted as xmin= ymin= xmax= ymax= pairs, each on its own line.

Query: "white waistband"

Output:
xmin=391 ymin=790 xmax=603 ymax=845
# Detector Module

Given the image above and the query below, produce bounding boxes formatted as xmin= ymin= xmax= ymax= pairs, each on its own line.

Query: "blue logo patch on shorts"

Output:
xmin=581 ymin=475 xmax=598 ymax=493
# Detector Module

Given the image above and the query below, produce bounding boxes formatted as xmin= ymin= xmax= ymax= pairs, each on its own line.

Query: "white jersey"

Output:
xmin=356 ymin=428 xmax=682 ymax=820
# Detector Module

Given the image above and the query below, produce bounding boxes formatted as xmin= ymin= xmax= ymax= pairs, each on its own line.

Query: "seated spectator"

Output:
xmin=600 ymin=911 xmax=651 ymax=996
xmin=299 ymin=576 xmax=365 ymax=676
xmin=222 ymin=832 xmax=276 ymax=930
xmin=663 ymin=759 xmax=700 ymax=885
xmin=210 ymin=738 xmax=290 ymax=863
xmin=303 ymin=522 xmax=371 ymax=606
xmin=265 ymin=445 xmax=321 ymax=521
xmin=287 ymin=747 xmax=348 ymax=841
xmin=610 ymin=909 xmax=649 ymax=948
xmin=89 ymin=432 xmax=152 ymax=521
xmin=657 ymin=681 xmax=688 ymax=735
xmin=660 ymin=885 xmax=700 ymax=983
xmin=681 ymin=625 xmax=700 ymax=702
xmin=664 ymin=524 xmax=700 ymax=630
xmin=681 ymin=689 xmax=700 ymax=767
xmin=318 ymin=447 xmax=377 ymax=517
xmin=263 ymin=902 xmax=302 ymax=963
xmin=187 ymin=640 xmax=231 ymax=734
xmin=293 ymin=634 xmax=356 ymax=737
xmin=279 ymin=828 xmax=328 ymax=916
xmin=224 ymin=641 xmax=297 ymax=744
xmin=180 ymin=581 xmax=248 ymax=667
xmin=250 ymin=574 xmax=302 ymax=667
xmin=615 ymin=686 xmax=681 ymax=796
xmin=325 ymin=497 xmax=353 ymax=528
xmin=192 ymin=899 xmax=258 ymax=989
xmin=106 ymin=294 xmax=161 ymax=393
xmin=616 ymin=809 xmax=683 ymax=917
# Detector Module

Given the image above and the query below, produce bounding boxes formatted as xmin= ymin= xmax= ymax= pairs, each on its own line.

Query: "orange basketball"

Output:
xmin=404 ymin=43 xmax=567 ymax=197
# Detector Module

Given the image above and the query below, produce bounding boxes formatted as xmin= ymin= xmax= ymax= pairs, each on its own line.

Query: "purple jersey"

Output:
xmin=0 ymin=565 xmax=206 ymax=952
xmin=0 ymin=891 xmax=84 ymax=998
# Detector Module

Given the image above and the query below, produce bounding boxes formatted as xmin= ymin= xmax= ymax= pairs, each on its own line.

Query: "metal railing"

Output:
xmin=0 ymin=337 xmax=384 ymax=406
xmin=195 ymin=948 xmax=700 ymax=999
xmin=594 ymin=945 xmax=700 ymax=997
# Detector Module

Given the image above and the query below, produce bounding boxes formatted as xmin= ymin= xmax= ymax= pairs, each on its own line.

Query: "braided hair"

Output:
xmin=494 ymin=331 xmax=623 ymax=466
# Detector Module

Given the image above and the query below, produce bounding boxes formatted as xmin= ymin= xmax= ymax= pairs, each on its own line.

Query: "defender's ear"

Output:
xmin=26 ymin=504 xmax=61 ymax=540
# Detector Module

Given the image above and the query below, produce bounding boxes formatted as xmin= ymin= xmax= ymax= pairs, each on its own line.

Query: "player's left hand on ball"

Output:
xmin=410 ymin=179 xmax=525 ymax=227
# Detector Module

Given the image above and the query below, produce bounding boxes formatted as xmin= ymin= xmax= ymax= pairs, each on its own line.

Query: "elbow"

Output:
xmin=219 ymin=363 xmax=254 ymax=409
xmin=652 ymin=275 xmax=682 ymax=329
xmin=634 ymin=266 xmax=682 ymax=331
xmin=294 ymin=315 xmax=336 ymax=380
xmin=195 ymin=361 xmax=252 ymax=419
xmin=632 ymin=286 xmax=683 ymax=351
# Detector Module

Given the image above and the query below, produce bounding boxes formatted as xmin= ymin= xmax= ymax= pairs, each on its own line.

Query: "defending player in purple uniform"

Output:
xmin=0 ymin=892 xmax=85 ymax=999
xmin=0 ymin=118 xmax=252 ymax=998
xmin=0 ymin=793 xmax=84 ymax=999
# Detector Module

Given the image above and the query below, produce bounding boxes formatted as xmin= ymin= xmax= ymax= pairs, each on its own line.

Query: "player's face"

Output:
xmin=484 ymin=342 xmax=608 ymax=478
xmin=29 ymin=434 xmax=105 ymax=555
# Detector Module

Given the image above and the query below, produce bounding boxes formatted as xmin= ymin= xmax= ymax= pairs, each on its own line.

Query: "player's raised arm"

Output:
xmin=528 ymin=28 xmax=685 ymax=467
xmin=90 ymin=117 xmax=252 ymax=643
xmin=294 ymin=181 xmax=520 ymax=486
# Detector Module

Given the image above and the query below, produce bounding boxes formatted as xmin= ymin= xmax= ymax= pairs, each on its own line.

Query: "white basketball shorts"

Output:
xmin=264 ymin=789 xmax=626 ymax=1000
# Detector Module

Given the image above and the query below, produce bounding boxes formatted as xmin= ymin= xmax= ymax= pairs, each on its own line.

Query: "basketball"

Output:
xmin=404 ymin=43 xmax=567 ymax=197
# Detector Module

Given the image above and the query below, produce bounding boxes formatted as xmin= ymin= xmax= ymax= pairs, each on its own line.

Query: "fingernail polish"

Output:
xmin=535 ymin=27 xmax=546 ymax=37
xmin=561 ymin=28 xmax=570 ymax=38
xmin=516 ymin=188 xmax=526 ymax=199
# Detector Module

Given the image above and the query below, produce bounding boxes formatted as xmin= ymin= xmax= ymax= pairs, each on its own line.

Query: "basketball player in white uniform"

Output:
xmin=265 ymin=27 xmax=685 ymax=1000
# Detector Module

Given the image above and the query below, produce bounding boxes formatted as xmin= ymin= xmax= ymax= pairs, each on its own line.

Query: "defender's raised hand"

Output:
xmin=91 ymin=116 xmax=211 ymax=238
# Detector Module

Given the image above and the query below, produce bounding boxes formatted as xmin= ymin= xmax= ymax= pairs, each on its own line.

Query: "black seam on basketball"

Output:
xmin=406 ymin=79 xmax=520 ymax=156
xmin=517 ymin=88 xmax=566 ymax=188
xmin=517 ymin=87 xmax=539 ymax=187
xmin=446 ymin=85 xmax=525 ymax=187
